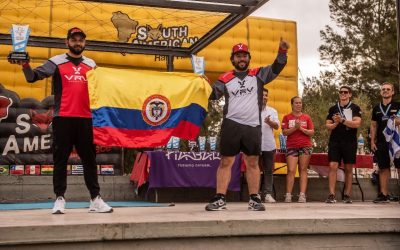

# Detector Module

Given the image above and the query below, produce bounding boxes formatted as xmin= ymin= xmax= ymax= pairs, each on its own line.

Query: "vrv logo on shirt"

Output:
xmin=64 ymin=66 xmax=86 ymax=81
xmin=72 ymin=67 xmax=81 ymax=75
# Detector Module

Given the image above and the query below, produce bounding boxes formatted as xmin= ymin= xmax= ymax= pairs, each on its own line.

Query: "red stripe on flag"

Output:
xmin=93 ymin=121 xmax=201 ymax=148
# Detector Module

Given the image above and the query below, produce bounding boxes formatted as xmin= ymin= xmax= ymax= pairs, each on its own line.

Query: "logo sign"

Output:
xmin=101 ymin=165 xmax=114 ymax=175
xmin=0 ymin=96 xmax=12 ymax=122
xmin=0 ymin=165 xmax=10 ymax=175
xmin=72 ymin=165 xmax=83 ymax=175
xmin=41 ymin=165 xmax=54 ymax=175
xmin=142 ymin=94 xmax=171 ymax=126
xmin=25 ymin=165 xmax=40 ymax=175
xmin=10 ymin=165 xmax=24 ymax=175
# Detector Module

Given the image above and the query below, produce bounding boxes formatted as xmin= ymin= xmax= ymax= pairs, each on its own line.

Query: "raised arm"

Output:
xmin=257 ymin=38 xmax=289 ymax=84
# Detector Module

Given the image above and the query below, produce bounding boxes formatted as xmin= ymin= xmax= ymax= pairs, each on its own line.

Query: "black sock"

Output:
xmin=250 ymin=194 xmax=259 ymax=199
xmin=216 ymin=193 xmax=226 ymax=200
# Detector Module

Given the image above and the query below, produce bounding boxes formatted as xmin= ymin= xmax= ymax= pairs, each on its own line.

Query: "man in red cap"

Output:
xmin=206 ymin=39 xmax=290 ymax=211
xmin=9 ymin=27 xmax=113 ymax=214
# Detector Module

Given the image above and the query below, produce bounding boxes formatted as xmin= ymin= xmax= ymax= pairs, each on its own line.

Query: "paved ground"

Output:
xmin=1 ymin=202 xmax=399 ymax=227
xmin=1 ymin=202 xmax=399 ymax=247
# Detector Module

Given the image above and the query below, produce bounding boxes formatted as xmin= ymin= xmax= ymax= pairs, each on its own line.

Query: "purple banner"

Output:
xmin=148 ymin=151 xmax=241 ymax=191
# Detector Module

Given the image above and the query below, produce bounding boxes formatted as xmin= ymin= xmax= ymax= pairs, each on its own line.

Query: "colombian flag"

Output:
xmin=87 ymin=67 xmax=211 ymax=148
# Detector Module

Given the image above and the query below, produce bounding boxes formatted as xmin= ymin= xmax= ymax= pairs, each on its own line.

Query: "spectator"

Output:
xmin=325 ymin=86 xmax=362 ymax=204
xmin=260 ymin=87 xmax=280 ymax=203
xmin=371 ymin=82 xmax=400 ymax=203
xmin=281 ymin=96 xmax=314 ymax=203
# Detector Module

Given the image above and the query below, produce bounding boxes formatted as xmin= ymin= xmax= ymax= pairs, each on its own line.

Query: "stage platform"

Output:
xmin=0 ymin=202 xmax=399 ymax=249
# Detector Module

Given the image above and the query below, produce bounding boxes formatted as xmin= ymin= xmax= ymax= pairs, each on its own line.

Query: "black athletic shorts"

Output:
xmin=375 ymin=142 xmax=400 ymax=169
xmin=219 ymin=119 xmax=261 ymax=156
xmin=328 ymin=140 xmax=357 ymax=164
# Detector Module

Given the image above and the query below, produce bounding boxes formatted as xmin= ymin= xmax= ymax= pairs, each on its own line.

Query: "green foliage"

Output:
xmin=319 ymin=0 xmax=398 ymax=102
xmin=352 ymin=93 xmax=372 ymax=153
xmin=302 ymin=76 xmax=338 ymax=152
xmin=201 ymin=99 xmax=224 ymax=137
xmin=303 ymin=0 xmax=398 ymax=151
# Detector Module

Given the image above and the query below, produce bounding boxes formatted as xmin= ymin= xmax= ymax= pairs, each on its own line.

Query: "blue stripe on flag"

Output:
xmin=92 ymin=103 xmax=206 ymax=130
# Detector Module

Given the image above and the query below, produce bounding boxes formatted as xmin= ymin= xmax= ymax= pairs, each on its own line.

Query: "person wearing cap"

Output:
xmin=9 ymin=27 xmax=113 ymax=214
xmin=206 ymin=39 xmax=289 ymax=211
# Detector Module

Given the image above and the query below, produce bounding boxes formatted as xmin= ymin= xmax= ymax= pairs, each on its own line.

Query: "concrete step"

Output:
xmin=0 ymin=203 xmax=399 ymax=249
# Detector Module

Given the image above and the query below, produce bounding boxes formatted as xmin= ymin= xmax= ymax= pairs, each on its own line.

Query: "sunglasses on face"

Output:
xmin=339 ymin=91 xmax=349 ymax=94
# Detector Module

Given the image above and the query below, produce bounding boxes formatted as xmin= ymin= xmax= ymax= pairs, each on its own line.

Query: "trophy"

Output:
xmin=172 ymin=137 xmax=180 ymax=151
xmin=191 ymin=54 xmax=205 ymax=75
xmin=208 ymin=136 xmax=217 ymax=151
xmin=7 ymin=24 xmax=30 ymax=63
xmin=166 ymin=137 xmax=173 ymax=151
xmin=188 ymin=140 xmax=198 ymax=152
xmin=198 ymin=136 xmax=206 ymax=151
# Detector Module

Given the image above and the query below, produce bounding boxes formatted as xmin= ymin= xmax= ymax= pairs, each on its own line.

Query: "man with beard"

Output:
xmin=370 ymin=82 xmax=400 ymax=203
xmin=10 ymin=27 xmax=113 ymax=214
xmin=205 ymin=40 xmax=289 ymax=211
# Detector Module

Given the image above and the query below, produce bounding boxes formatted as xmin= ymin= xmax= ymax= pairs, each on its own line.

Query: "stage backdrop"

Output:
xmin=0 ymin=84 xmax=123 ymax=174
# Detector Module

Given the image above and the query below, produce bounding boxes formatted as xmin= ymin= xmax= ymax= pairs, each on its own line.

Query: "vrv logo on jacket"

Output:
xmin=63 ymin=65 xmax=87 ymax=82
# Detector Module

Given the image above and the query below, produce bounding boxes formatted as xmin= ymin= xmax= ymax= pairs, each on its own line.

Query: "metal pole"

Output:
xmin=167 ymin=55 xmax=174 ymax=72
xmin=397 ymin=0 xmax=400 ymax=91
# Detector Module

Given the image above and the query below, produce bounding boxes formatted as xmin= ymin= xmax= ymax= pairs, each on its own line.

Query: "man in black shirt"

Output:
xmin=325 ymin=86 xmax=362 ymax=203
xmin=370 ymin=82 xmax=400 ymax=203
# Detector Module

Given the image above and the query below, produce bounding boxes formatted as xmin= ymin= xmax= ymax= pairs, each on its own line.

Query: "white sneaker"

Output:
xmin=264 ymin=194 xmax=276 ymax=203
xmin=89 ymin=195 xmax=113 ymax=213
xmin=298 ymin=193 xmax=307 ymax=203
xmin=52 ymin=196 xmax=66 ymax=214
xmin=284 ymin=193 xmax=292 ymax=203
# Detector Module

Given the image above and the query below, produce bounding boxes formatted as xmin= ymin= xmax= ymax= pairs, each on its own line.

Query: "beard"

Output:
xmin=68 ymin=44 xmax=85 ymax=55
xmin=233 ymin=60 xmax=249 ymax=71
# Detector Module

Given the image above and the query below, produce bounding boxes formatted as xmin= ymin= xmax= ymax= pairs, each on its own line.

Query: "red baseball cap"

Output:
xmin=232 ymin=43 xmax=249 ymax=54
xmin=67 ymin=27 xmax=86 ymax=39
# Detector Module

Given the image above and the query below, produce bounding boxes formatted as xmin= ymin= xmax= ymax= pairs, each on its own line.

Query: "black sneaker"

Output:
xmin=248 ymin=194 xmax=266 ymax=211
xmin=343 ymin=194 xmax=352 ymax=204
xmin=325 ymin=194 xmax=336 ymax=203
xmin=205 ymin=195 xmax=227 ymax=211
xmin=373 ymin=193 xmax=390 ymax=203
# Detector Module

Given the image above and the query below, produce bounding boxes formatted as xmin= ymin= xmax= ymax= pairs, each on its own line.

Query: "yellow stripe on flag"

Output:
xmin=87 ymin=67 xmax=212 ymax=110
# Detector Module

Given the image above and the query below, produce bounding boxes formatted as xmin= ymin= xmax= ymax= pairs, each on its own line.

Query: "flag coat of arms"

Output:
xmin=87 ymin=67 xmax=211 ymax=148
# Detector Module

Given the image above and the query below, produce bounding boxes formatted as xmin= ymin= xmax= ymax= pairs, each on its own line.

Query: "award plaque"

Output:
xmin=7 ymin=24 xmax=30 ymax=63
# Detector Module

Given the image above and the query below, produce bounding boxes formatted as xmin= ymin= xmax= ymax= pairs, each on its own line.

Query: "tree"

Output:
xmin=303 ymin=0 xmax=398 ymax=151
xmin=302 ymin=75 xmax=338 ymax=152
xmin=319 ymin=0 xmax=398 ymax=102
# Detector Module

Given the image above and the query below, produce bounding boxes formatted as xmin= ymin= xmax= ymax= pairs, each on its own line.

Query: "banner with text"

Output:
xmin=148 ymin=151 xmax=241 ymax=191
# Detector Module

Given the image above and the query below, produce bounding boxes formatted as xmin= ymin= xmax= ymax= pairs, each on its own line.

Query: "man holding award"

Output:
xmin=7 ymin=24 xmax=30 ymax=63
xmin=9 ymin=26 xmax=113 ymax=214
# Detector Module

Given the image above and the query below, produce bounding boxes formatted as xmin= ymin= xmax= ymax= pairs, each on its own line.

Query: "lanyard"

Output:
xmin=379 ymin=102 xmax=392 ymax=117
xmin=337 ymin=101 xmax=352 ymax=117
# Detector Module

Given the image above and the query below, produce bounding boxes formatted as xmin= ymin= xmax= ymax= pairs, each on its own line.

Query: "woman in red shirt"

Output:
xmin=281 ymin=96 xmax=314 ymax=203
